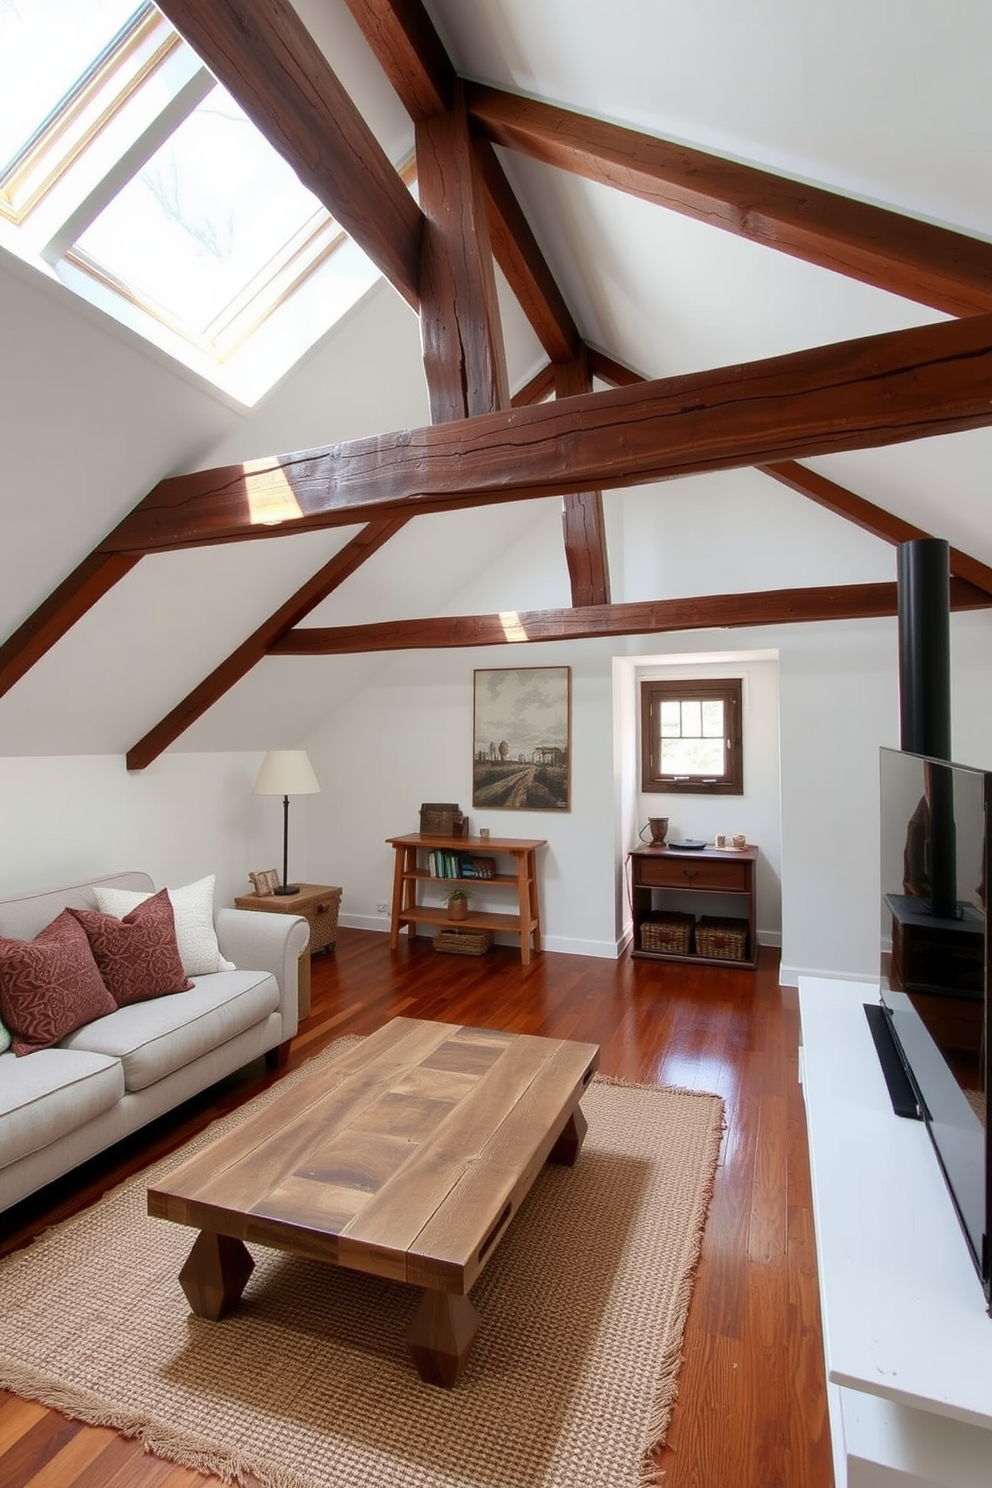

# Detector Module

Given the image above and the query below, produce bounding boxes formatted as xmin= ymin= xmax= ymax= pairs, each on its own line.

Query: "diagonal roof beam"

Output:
xmin=342 ymin=0 xmax=580 ymax=361
xmin=125 ymin=518 xmax=410 ymax=770
xmin=466 ymin=85 xmax=992 ymax=317
xmin=0 ymin=554 xmax=140 ymax=700
xmin=340 ymin=0 xmax=454 ymax=121
xmin=760 ymin=461 xmax=992 ymax=597
xmin=270 ymin=579 xmax=992 ymax=656
xmin=155 ymin=0 xmax=423 ymax=307
xmin=478 ymin=140 xmax=582 ymax=363
xmin=98 ymin=312 xmax=992 ymax=552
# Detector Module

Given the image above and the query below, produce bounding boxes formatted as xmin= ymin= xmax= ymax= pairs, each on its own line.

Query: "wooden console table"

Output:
xmin=386 ymin=834 xmax=545 ymax=964
xmin=629 ymin=844 xmax=758 ymax=968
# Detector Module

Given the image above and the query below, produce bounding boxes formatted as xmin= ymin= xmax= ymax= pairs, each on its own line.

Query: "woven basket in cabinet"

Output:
xmin=694 ymin=915 xmax=748 ymax=961
xmin=639 ymin=911 xmax=694 ymax=956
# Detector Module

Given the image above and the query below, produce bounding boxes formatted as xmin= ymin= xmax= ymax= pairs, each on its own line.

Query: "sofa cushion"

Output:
xmin=0 ymin=1048 xmax=125 ymax=1169
xmin=0 ymin=910 xmax=118 ymax=1056
xmin=60 ymin=969 xmax=279 ymax=1091
xmin=93 ymin=876 xmax=236 ymax=976
xmin=69 ymin=891 xmax=192 ymax=1006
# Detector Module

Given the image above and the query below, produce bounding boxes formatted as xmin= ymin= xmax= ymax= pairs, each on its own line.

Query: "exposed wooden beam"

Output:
xmin=0 ymin=554 xmax=141 ymax=701
xmin=155 ymin=0 xmax=423 ymax=308
xmin=467 ymin=85 xmax=992 ymax=317
xmin=587 ymin=347 xmax=648 ymax=387
xmin=343 ymin=1 xmax=580 ymax=362
xmin=556 ymin=351 xmax=610 ymax=605
xmin=126 ymin=519 xmax=409 ymax=770
xmin=760 ymin=461 xmax=992 ymax=597
xmin=339 ymin=0 xmax=454 ymax=121
xmin=99 ymin=312 xmax=992 ymax=554
xmin=478 ymin=141 xmax=582 ymax=364
xmin=416 ymin=80 xmax=509 ymax=421
xmin=512 ymin=364 xmax=555 ymax=406
xmin=270 ymin=579 xmax=992 ymax=656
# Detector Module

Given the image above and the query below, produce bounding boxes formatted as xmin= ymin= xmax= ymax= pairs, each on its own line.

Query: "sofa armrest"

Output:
xmin=215 ymin=908 xmax=309 ymax=1041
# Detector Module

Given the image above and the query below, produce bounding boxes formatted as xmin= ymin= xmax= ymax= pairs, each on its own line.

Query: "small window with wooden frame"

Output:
xmin=640 ymin=678 xmax=743 ymax=794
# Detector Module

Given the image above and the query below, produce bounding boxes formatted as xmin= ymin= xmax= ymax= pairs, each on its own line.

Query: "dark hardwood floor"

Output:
xmin=0 ymin=929 xmax=834 ymax=1488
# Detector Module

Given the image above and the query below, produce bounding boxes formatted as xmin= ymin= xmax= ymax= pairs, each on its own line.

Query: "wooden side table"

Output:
xmin=233 ymin=883 xmax=341 ymax=1017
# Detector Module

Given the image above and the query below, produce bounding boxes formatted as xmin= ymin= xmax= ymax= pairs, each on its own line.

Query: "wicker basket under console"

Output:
xmin=694 ymin=915 xmax=749 ymax=961
xmin=433 ymin=928 xmax=494 ymax=956
xmin=639 ymin=911 xmax=695 ymax=956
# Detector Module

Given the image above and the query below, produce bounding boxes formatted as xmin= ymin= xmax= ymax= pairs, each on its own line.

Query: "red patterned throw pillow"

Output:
xmin=69 ymin=890 xmax=192 ymax=1007
xmin=0 ymin=909 xmax=118 ymax=1056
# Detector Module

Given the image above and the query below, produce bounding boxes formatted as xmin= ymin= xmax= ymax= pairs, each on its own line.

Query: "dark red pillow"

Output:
xmin=69 ymin=890 xmax=192 ymax=1007
xmin=0 ymin=909 xmax=118 ymax=1056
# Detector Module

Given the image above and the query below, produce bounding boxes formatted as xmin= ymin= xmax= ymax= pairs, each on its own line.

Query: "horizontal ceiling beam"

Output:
xmin=269 ymin=579 xmax=992 ymax=655
xmin=99 ymin=311 xmax=992 ymax=553
xmin=155 ymin=0 xmax=423 ymax=307
xmin=466 ymin=84 xmax=992 ymax=317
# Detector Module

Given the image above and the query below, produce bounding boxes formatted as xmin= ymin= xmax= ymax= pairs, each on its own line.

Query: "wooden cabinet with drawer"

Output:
xmin=629 ymin=845 xmax=758 ymax=968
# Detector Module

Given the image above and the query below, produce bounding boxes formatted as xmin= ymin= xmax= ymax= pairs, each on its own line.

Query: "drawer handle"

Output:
xmin=316 ymin=903 xmax=329 ymax=913
xmin=683 ymin=869 xmax=698 ymax=881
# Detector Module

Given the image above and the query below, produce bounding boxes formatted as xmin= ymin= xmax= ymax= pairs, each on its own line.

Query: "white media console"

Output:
xmin=798 ymin=977 xmax=992 ymax=1488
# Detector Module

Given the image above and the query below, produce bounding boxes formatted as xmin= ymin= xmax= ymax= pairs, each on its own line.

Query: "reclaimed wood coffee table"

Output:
xmin=148 ymin=1016 xmax=599 ymax=1386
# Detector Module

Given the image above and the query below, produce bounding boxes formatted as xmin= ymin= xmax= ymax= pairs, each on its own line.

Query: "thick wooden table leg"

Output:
xmin=549 ymin=1104 xmax=588 ymax=1166
xmin=406 ymin=1289 xmax=480 ymax=1387
xmin=179 ymin=1232 xmax=254 ymax=1321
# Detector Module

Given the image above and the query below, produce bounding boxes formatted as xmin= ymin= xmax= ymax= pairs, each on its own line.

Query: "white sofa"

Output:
xmin=0 ymin=871 xmax=309 ymax=1214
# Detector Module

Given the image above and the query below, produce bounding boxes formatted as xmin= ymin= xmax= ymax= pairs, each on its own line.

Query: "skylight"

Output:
xmin=0 ymin=0 xmax=140 ymax=175
xmin=76 ymin=83 xmax=325 ymax=333
xmin=0 ymin=0 xmax=383 ymax=404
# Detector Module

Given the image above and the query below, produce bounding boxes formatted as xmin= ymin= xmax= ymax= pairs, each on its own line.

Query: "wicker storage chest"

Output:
xmin=639 ymin=911 xmax=694 ymax=956
xmin=233 ymin=883 xmax=341 ymax=1017
xmin=695 ymin=915 xmax=748 ymax=961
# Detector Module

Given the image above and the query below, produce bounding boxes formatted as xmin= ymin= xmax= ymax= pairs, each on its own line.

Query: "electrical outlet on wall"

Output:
xmin=376 ymin=902 xmax=388 ymax=914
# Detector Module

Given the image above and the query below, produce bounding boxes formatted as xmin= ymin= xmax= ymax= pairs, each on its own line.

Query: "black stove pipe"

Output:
xmin=897 ymin=539 xmax=957 ymax=920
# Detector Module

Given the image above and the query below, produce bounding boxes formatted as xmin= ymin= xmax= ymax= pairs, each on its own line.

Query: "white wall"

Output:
xmin=297 ymin=607 xmax=991 ymax=977
xmin=0 ymin=752 xmax=310 ymax=911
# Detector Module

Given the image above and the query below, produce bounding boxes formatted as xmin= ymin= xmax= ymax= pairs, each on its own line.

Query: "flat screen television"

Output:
xmin=873 ymin=745 xmax=990 ymax=1311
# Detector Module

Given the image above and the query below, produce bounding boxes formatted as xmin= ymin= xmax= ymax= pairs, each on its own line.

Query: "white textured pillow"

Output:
xmin=0 ymin=1014 xmax=11 ymax=1055
xmin=92 ymin=876 xmax=235 ymax=976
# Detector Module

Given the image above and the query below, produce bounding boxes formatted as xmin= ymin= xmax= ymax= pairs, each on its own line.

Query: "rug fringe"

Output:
xmin=633 ymin=1093 xmax=725 ymax=1484
xmin=0 ymin=1358 xmax=317 ymax=1488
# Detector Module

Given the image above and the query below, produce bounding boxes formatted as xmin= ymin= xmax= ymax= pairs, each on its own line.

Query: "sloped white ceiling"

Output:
xmin=0 ymin=0 xmax=989 ymax=759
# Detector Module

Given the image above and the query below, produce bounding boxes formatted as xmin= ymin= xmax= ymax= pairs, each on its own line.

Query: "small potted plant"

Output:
xmin=445 ymin=888 xmax=470 ymax=921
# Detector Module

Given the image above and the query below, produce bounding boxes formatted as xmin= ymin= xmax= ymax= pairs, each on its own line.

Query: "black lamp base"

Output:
xmin=273 ymin=885 xmax=301 ymax=896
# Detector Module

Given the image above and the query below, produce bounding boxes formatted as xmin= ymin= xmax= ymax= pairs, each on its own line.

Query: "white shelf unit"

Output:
xmin=798 ymin=976 xmax=992 ymax=1488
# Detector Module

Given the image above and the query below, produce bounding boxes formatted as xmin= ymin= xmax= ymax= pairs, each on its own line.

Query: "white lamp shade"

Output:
xmin=252 ymin=750 xmax=321 ymax=796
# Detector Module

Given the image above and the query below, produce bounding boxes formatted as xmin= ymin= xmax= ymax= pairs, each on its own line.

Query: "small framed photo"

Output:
xmin=249 ymin=868 xmax=279 ymax=897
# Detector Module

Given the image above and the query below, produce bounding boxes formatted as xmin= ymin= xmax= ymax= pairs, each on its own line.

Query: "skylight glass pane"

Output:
xmin=76 ymin=81 xmax=325 ymax=333
xmin=0 ymin=0 xmax=143 ymax=175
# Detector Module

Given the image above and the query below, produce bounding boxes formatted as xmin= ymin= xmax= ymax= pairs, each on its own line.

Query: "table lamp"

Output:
xmin=252 ymin=750 xmax=321 ymax=895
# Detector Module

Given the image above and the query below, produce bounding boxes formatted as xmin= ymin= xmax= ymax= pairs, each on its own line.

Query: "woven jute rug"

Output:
xmin=0 ymin=1038 xmax=723 ymax=1488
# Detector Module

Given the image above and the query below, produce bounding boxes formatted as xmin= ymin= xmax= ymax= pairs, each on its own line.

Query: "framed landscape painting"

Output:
xmin=473 ymin=667 xmax=571 ymax=811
